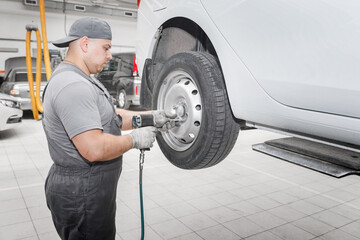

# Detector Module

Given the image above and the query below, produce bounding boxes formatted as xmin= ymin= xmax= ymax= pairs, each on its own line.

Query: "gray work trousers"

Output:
xmin=45 ymin=160 xmax=122 ymax=240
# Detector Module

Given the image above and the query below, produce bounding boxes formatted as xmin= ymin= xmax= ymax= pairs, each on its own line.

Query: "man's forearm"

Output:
xmin=72 ymin=129 xmax=133 ymax=162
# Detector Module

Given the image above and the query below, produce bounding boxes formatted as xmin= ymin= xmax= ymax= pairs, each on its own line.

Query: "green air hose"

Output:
xmin=139 ymin=149 xmax=148 ymax=240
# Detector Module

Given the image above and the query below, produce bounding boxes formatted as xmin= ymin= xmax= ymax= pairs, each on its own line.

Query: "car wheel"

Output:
xmin=153 ymin=51 xmax=240 ymax=169
xmin=117 ymin=89 xmax=130 ymax=109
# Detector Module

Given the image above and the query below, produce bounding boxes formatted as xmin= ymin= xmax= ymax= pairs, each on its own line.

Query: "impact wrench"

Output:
xmin=132 ymin=114 xmax=177 ymax=240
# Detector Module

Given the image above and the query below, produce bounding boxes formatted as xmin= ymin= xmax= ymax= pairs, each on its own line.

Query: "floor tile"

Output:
xmin=311 ymin=210 xmax=353 ymax=228
xmin=178 ymin=212 xmax=218 ymax=231
xmin=319 ymin=229 xmax=360 ymax=240
xmin=246 ymin=212 xmax=286 ymax=230
xmin=0 ymin=209 xmax=31 ymax=227
xmin=244 ymin=231 xmax=282 ymax=240
xmin=339 ymin=220 xmax=360 ymax=238
xmin=203 ymin=206 xmax=241 ymax=223
xmin=151 ymin=219 xmax=193 ymax=239
xmin=223 ymin=217 xmax=265 ymax=238
xmin=0 ymin=221 xmax=37 ymax=240
xmin=270 ymin=223 xmax=315 ymax=240
xmin=268 ymin=205 xmax=306 ymax=222
xmin=196 ymin=224 xmax=241 ymax=240
xmin=292 ymin=216 xmax=334 ymax=236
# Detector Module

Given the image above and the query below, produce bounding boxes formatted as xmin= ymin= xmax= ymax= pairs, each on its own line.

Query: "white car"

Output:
xmin=0 ymin=93 xmax=22 ymax=131
xmin=136 ymin=0 xmax=360 ymax=169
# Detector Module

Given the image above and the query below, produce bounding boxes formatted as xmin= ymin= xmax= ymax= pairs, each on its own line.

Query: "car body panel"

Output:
xmin=0 ymin=93 xmax=22 ymax=131
xmin=201 ymin=0 xmax=360 ymax=119
xmin=136 ymin=0 xmax=360 ymax=146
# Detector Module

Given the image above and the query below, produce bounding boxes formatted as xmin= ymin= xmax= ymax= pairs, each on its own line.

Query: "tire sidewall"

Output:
xmin=153 ymin=52 xmax=223 ymax=168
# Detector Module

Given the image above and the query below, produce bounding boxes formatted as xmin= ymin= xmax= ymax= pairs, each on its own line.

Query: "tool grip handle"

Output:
xmin=132 ymin=114 xmax=154 ymax=128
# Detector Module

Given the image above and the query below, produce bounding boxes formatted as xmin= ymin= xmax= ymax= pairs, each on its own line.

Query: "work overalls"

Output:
xmin=43 ymin=66 xmax=123 ymax=240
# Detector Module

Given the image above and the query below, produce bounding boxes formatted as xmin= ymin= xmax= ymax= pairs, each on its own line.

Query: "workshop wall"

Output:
xmin=0 ymin=0 xmax=137 ymax=72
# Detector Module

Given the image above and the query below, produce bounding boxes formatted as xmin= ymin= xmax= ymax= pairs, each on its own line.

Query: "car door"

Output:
xmin=201 ymin=0 xmax=360 ymax=118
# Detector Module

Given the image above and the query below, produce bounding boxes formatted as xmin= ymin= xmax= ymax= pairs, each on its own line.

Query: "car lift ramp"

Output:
xmin=252 ymin=137 xmax=360 ymax=178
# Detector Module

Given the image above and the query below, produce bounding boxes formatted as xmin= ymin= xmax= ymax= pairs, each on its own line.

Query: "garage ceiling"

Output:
xmin=47 ymin=0 xmax=138 ymax=11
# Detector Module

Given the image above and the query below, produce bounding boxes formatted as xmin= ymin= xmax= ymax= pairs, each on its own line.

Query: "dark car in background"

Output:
xmin=95 ymin=52 xmax=140 ymax=109
xmin=0 ymin=57 xmax=46 ymax=111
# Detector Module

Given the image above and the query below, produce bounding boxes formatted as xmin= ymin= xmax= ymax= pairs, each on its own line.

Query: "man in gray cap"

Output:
xmin=42 ymin=17 xmax=174 ymax=240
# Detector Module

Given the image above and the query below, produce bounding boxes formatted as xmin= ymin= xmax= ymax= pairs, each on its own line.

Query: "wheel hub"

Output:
xmin=157 ymin=70 xmax=202 ymax=151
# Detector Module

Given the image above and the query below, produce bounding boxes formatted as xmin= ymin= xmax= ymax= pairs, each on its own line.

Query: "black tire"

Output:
xmin=117 ymin=89 xmax=130 ymax=109
xmin=153 ymin=51 xmax=240 ymax=169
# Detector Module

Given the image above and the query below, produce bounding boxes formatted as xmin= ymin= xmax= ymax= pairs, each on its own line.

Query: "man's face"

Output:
xmin=86 ymin=38 xmax=112 ymax=74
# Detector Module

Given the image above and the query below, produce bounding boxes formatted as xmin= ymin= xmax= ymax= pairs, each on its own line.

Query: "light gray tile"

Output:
xmin=178 ymin=212 xmax=218 ymax=231
xmin=246 ymin=196 xmax=282 ymax=210
xmin=340 ymin=220 xmax=360 ymax=238
xmin=312 ymin=210 xmax=353 ymax=228
xmin=210 ymin=191 xmax=242 ymax=206
xmin=163 ymin=202 xmax=199 ymax=218
xmin=0 ymin=221 xmax=37 ymax=240
xmin=244 ymin=231 xmax=282 ymax=240
xmin=292 ymin=216 xmax=334 ymax=236
xmin=152 ymin=219 xmax=192 ymax=239
xmin=196 ymin=224 xmax=241 ymax=240
xmin=0 ymin=198 xmax=26 ymax=213
xmin=329 ymin=203 xmax=360 ymax=221
xmin=24 ymin=194 xmax=47 ymax=208
xmin=144 ymin=207 xmax=174 ymax=225
xmin=28 ymin=206 xmax=51 ymax=220
xmin=266 ymin=191 xmax=299 ymax=205
xmin=203 ymin=206 xmax=240 ymax=223
xmin=286 ymin=187 xmax=317 ymax=199
xmin=268 ymin=205 xmax=306 ymax=222
xmin=227 ymin=201 xmax=263 ymax=217
xmin=289 ymin=200 xmax=324 ymax=215
xmin=173 ymin=188 xmax=205 ymax=201
xmin=227 ymin=187 xmax=260 ymax=201
xmin=0 ymin=188 xmax=22 ymax=201
xmin=116 ymin=212 xmax=141 ymax=233
xmin=148 ymin=192 xmax=183 ymax=207
xmin=224 ymin=217 xmax=265 ymax=238
xmin=170 ymin=232 xmax=203 ymax=240
xmin=246 ymin=212 xmax=286 ymax=230
xmin=38 ymin=231 xmax=61 ymax=240
xmin=20 ymin=184 xmax=45 ymax=198
xmin=188 ymin=196 xmax=222 ymax=211
xmin=0 ymin=208 xmax=31 ymax=227
xmin=270 ymin=223 xmax=315 ymax=240
xmin=118 ymin=226 xmax=162 ymax=240
xmin=33 ymin=217 xmax=57 ymax=235
xmin=324 ymin=189 xmax=360 ymax=203
xmin=306 ymin=195 xmax=341 ymax=209
xmin=320 ymin=229 xmax=360 ymax=240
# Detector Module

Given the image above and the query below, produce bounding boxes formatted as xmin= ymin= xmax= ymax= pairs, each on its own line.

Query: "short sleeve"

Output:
xmin=54 ymin=81 xmax=103 ymax=139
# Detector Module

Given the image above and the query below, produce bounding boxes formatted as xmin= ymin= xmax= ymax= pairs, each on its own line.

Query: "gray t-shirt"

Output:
xmin=42 ymin=63 xmax=121 ymax=168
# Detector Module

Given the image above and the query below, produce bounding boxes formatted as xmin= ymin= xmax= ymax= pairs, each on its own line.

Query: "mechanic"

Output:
xmin=42 ymin=17 xmax=174 ymax=240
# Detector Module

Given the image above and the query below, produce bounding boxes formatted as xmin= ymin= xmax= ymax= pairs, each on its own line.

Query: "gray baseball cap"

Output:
xmin=53 ymin=17 xmax=112 ymax=48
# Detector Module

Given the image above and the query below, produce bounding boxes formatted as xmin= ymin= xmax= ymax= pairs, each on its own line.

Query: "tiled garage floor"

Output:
xmin=0 ymin=114 xmax=360 ymax=240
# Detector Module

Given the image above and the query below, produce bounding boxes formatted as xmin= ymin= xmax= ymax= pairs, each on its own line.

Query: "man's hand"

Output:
xmin=152 ymin=110 xmax=177 ymax=131
xmin=130 ymin=126 xmax=157 ymax=149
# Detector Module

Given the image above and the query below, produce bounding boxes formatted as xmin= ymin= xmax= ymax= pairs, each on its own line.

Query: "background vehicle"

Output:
xmin=0 ymin=57 xmax=46 ymax=111
xmin=95 ymin=52 xmax=141 ymax=109
xmin=136 ymin=0 xmax=360 ymax=169
xmin=0 ymin=93 xmax=22 ymax=131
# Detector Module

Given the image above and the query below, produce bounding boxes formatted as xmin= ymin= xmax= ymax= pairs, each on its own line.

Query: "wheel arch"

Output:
xmin=151 ymin=17 xmax=218 ymax=81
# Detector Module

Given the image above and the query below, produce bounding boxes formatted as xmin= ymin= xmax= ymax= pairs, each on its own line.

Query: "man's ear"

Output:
xmin=79 ymin=36 xmax=89 ymax=53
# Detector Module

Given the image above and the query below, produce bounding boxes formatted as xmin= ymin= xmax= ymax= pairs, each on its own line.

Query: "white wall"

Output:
xmin=0 ymin=0 xmax=137 ymax=73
